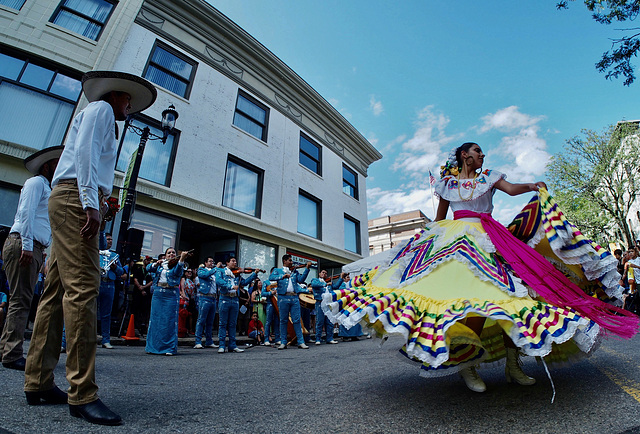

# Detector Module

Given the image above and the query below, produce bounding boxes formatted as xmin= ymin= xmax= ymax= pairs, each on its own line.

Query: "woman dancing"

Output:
xmin=324 ymin=142 xmax=638 ymax=393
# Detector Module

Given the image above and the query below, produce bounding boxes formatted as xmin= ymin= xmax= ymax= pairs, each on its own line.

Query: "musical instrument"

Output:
xmin=298 ymin=292 xmax=316 ymax=310
xmin=99 ymin=250 xmax=119 ymax=276
xmin=268 ymin=284 xmax=310 ymax=346
xmin=231 ymin=267 xmax=266 ymax=275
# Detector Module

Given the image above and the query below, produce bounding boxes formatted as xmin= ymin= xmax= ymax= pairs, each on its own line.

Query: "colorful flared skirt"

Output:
xmin=323 ymin=190 xmax=626 ymax=377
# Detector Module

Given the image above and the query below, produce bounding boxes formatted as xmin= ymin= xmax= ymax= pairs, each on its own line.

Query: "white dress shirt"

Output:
xmin=10 ymin=175 xmax=51 ymax=251
xmin=52 ymin=100 xmax=118 ymax=211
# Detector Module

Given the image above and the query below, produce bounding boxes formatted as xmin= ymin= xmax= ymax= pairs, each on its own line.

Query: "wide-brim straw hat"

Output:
xmin=24 ymin=145 xmax=64 ymax=175
xmin=82 ymin=71 xmax=157 ymax=114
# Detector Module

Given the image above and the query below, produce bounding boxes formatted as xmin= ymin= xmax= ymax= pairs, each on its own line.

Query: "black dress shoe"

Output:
xmin=2 ymin=357 xmax=26 ymax=371
xmin=25 ymin=385 xmax=68 ymax=405
xmin=69 ymin=399 xmax=122 ymax=426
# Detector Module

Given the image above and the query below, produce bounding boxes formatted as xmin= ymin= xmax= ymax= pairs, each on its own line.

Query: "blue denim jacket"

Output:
xmin=309 ymin=277 xmax=329 ymax=301
xmin=269 ymin=267 xmax=310 ymax=296
xmin=147 ymin=261 xmax=184 ymax=288
xmin=215 ymin=267 xmax=257 ymax=298
xmin=332 ymin=279 xmax=347 ymax=291
xmin=261 ymin=279 xmax=275 ymax=303
xmin=197 ymin=266 xmax=218 ymax=295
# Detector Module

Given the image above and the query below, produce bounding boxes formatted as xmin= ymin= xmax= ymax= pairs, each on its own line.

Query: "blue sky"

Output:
xmin=211 ymin=1 xmax=640 ymax=222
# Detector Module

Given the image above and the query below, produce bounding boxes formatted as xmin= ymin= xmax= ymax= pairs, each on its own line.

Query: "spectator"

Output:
xmin=178 ymin=268 xmax=196 ymax=337
xmin=248 ymin=311 xmax=264 ymax=345
xmin=1 ymin=146 xmax=61 ymax=371
xmin=131 ymin=256 xmax=152 ymax=337
xmin=250 ymin=279 xmax=267 ymax=327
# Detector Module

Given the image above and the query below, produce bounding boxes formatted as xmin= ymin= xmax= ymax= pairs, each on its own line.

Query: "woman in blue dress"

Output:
xmin=145 ymin=248 xmax=190 ymax=355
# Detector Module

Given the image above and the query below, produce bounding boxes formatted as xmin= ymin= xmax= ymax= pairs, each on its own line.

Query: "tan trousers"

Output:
xmin=0 ymin=234 xmax=43 ymax=363
xmin=24 ymin=182 xmax=101 ymax=405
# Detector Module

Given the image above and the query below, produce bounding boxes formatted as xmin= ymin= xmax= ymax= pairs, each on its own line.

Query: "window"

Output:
xmin=0 ymin=183 xmax=21 ymax=227
xmin=344 ymin=214 xmax=361 ymax=254
xmin=142 ymin=231 xmax=153 ymax=250
xmin=115 ymin=116 xmax=179 ymax=187
xmin=0 ymin=0 xmax=26 ymax=10
xmin=0 ymin=50 xmax=82 ymax=150
xmin=233 ymin=90 xmax=269 ymax=141
xmin=299 ymin=133 xmax=321 ymax=175
xmin=298 ymin=190 xmax=321 ymax=239
xmin=50 ymin=0 xmax=116 ymax=41
xmin=222 ymin=156 xmax=264 ymax=218
xmin=143 ymin=41 xmax=197 ymax=99
xmin=342 ymin=164 xmax=359 ymax=200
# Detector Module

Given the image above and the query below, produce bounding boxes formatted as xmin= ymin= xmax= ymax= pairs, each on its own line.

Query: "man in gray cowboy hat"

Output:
xmin=24 ymin=71 xmax=157 ymax=426
xmin=1 ymin=145 xmax=63 ymax=371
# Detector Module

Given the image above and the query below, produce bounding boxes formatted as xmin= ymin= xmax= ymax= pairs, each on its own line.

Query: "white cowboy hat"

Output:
xmin=24 ymin=145 xmax=64 ymax=175
xmin=82 ymin=71 xmax=157 ymax=114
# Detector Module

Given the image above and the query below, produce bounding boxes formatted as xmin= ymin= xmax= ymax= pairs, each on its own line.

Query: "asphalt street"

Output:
xmin=1 ymin=334 xmax=640 ymax=434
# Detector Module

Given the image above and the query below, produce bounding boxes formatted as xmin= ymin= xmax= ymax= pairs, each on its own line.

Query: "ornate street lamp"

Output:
xmin=115 ymin=105 xmax=179 ymax=257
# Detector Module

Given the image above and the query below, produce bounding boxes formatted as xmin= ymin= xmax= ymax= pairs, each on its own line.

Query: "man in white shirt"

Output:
xmin=0 ymin=146 xmax=62 ymax=371
xmin=24 ymin=71 xmax=156 ymax=426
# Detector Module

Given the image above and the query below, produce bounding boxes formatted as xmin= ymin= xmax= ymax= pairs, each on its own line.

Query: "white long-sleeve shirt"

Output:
xmin=10 ymin=175 xmax=51 ymax=251
xmin=52 ymin=100 xmax=118 ymax=211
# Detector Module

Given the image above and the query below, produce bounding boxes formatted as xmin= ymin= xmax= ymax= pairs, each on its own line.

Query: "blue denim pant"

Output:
xmin=264 ymin=303 xmax=280 ymax=343
xmin=315 ymin=301 xmax=334 ymax=343
xmin=97 ymin=280 xmax=115 ymax=344
xmin=278 ymin=295 xmax=304 ymax=346
xmin=218 ymin=297 xmax=239 ymax=350
xmin=195 ymin=296 xmax=216 ymax=346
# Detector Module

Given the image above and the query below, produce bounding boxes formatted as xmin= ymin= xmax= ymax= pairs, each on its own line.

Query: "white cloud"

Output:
xmin=493 ymin=125 xmax=551 ymax=180
xmin=390 ymin=105 xmax=463 ymax=175
xmin=367 ymin=186 xmax=437 ymax=218
xmin=369 ymin=95 xmax=384 ymax=116
xmin=478 ymin=106 xmax=545 ymax=133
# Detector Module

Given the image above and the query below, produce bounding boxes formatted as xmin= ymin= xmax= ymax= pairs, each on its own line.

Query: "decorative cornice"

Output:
xmin=138 ymin=8 xmax=165 ymax=26
xmin=205 ymin=46 xmax=243 ymax=78
xmin=274 ymin=93 xmax=302 ymax=121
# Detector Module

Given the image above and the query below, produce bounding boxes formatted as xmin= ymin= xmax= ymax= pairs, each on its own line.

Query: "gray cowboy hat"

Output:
xmin=82 ymin=71 xmax=157 ymax=114
xmin=24 ymin=145 xmax=64 ymax=175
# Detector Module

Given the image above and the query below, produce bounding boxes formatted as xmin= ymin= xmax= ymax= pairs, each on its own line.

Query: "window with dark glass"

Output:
xmin=222 ymin=156 xmax=264 ymax=218
xmin=0 ymin=50 xmax=82 ymax=150
xmin=143 ymin=41 xmax=197 ymax=99
xmin=0 ymin=0 xmax=26 ymax=10
xmin=344 ymin=214 xmax=361 ymax=254
xmin=115 ymin=116 xmax=179 ymax=187
xmin=342 ymin=164 xmax=359 ymax=199
xmin=298 ymin=190 xmax=321 ymax=239
xmin=299 ymin=133 xmax=321 ymax=175
xmin=233 ymin=90 xmax=269 ymax=141
xmin=50 ymin=0 xmax=116 ymax=41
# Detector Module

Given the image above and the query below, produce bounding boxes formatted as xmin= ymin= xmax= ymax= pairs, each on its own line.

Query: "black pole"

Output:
xmin=116 ymin=126 xmax=150 ymax=258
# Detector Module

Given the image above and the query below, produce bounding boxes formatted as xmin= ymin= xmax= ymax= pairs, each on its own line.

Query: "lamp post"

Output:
xmin=115 ymin=104 xmax=179 ymax=258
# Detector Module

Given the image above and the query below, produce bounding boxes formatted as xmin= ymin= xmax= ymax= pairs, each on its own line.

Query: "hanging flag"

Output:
xmin=429 ymin=170 xmax=436 ymax=186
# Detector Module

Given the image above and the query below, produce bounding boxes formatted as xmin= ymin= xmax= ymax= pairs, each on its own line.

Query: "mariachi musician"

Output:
xmin=268 ymin=254 xmax=311 ymax=350
xmin=309 ymin=270 xmax=338 ymax=345
xmin=214 ymin=256 xmax=257 ymax=353
xmin=261 ymin=268 xmax=281 ymax=346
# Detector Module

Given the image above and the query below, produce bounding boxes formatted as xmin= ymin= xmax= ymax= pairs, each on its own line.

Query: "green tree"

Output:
xmin=547 ymin=122 xmax=640 ymax=247
xmin=557 ymin=0 xmax=640 ymax=85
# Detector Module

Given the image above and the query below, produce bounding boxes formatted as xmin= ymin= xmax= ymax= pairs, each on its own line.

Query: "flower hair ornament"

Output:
xmin=439 ymin=148 xmax=459 ymax=178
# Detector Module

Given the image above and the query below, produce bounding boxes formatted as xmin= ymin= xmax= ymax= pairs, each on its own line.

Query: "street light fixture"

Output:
xmin=115 ymin=104 xmax=179 ymax=257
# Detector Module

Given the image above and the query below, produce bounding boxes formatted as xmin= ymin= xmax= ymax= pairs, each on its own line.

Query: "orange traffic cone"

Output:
xmin=121 ymin=314 xmax=140 ymax=340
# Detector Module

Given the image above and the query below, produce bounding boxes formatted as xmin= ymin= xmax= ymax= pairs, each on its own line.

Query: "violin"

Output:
xmin=231 ymin=267 xmax=266 ymax=275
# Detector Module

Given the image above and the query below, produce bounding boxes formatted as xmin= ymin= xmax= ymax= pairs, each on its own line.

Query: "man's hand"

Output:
xmin=80 ymin=208 xmax=101 ymax=239
xmin=19 ymin=250 xmax=33 ymax=267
